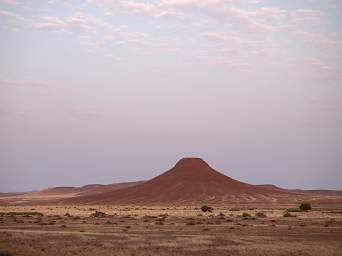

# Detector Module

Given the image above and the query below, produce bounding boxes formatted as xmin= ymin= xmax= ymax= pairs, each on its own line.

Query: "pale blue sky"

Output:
xmin=0 ymin=0 xmax=341 ymax=192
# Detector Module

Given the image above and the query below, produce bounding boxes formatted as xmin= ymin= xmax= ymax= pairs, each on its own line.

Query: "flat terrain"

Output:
xmin=1 ymin=205 xmax=342 ymax=256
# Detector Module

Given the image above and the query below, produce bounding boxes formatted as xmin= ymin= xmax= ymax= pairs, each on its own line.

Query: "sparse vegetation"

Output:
xmin=90 ymin=211 xmax=107 ymax=218
xmin=299 ymin=202 xmax=312 ymax=211
xmin=287 ymin=208 xmax=302 ymax=213
xmin=2 ymin=211 xmax=43 ymax=217
xmin=0 ymin=205 xmax=341 ymax=256
xmin=255 ymin=212 xmax=267 ymax=218
xmin=218 ymin=212 xmax=225 ymax=218
xmin=186 ymin=220 xmax=196 ymax=225
xmin=242 ymin=212 xmax=251 ymax=218
xmin=155 ymin=220 xmax=164 ymax=225
xmin=201 ymin=205 xmax=214 ymax=213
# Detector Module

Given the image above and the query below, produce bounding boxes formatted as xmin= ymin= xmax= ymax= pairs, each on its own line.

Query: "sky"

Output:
xmin=0 ymin=0 xmax=341 ymax=192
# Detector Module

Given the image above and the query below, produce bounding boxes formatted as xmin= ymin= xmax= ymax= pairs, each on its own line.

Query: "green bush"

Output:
xmin=299 ymin=202 xmax=311 ymax=211
xmin=201 ymin=205 xmax=214 ymax=213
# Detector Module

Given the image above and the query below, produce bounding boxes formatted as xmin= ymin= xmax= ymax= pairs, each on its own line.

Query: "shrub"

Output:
xmin=90 ymin=211 xmax=107 ymax=218
xmin=283 ymin=211 xmax=296 ymax=218
xmin=186 ymin=220 xmax=196 ymax=225
xmin=6 ymin=212 xmax=43 ymax=217
xmin=299 ymin=202 xmax=311 ymax=211
xmin=218 ymin=212 xmax=225 ymax=218
xmin=255 ymin=212 xmax=267 ymax=218
xmin=201 ymin=205 xmax=214 ymax=213
xmin=287 ymin=208 xmax=302 ymax=213
xmin=242 ymin=212 xmax=251 ymax=218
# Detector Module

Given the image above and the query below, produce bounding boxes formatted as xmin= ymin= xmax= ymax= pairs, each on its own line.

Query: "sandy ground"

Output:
xmin=0 ymin=205 xmax=342 ymax=256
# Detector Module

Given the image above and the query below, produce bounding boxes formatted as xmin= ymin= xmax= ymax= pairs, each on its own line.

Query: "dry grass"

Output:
xmin=0 ymin=205 xmax=342 ymax=256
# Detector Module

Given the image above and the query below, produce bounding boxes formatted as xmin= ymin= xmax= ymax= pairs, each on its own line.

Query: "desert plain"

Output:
xmin=0 ymin=204 xmax=342 ymax=256
xmin=1 ymin=158 xmax=342 ymax=256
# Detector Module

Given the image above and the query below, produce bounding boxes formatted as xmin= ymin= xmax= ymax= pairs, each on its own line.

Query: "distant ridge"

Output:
xmin=28 ymin=181 xmax=145 ymax=197
xmin=0 ymin=181 xmax=145 ymax=205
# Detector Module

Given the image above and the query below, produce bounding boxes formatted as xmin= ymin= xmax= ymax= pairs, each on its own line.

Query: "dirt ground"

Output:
xmin=0 ymin=205 xmax=342 ymax=256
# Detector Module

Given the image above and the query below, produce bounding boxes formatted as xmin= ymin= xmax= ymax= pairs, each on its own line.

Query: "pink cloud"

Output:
xmin=33 ymin=16 xmax=66 ymax=31
xmin=66 ymin=12 xmax=101 ymax=33
xmin=161 ymin=1 xmax=280 ymax=34
xmin=204 ymin=32 xmax=242 ymax=45
xmin=0 ymin=10 xmax=21 ymax=19
xmin=0 ymin=0 xmax=17 ymax=4
xmin=34 ymin=13 xmax=102 ymax=33
xmin=204 ymin=31 xmax=269 ymax=56
xmin=298 ymin=57 xmax=342 ymax=82
xmin=119 ymin=1 xmax=157 ymax=16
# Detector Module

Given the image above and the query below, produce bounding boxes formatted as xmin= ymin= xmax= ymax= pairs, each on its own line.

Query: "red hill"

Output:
xmin=64 ymin=157 xmax=297 ymax=205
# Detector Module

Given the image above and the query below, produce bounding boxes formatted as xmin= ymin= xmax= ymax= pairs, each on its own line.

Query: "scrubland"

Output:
xmin=0 ymin=205 xmax=342 ymax=256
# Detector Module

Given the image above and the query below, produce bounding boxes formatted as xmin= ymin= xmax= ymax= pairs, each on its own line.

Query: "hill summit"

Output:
xmin=174 ymin=157 xmax=210 ymax=168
